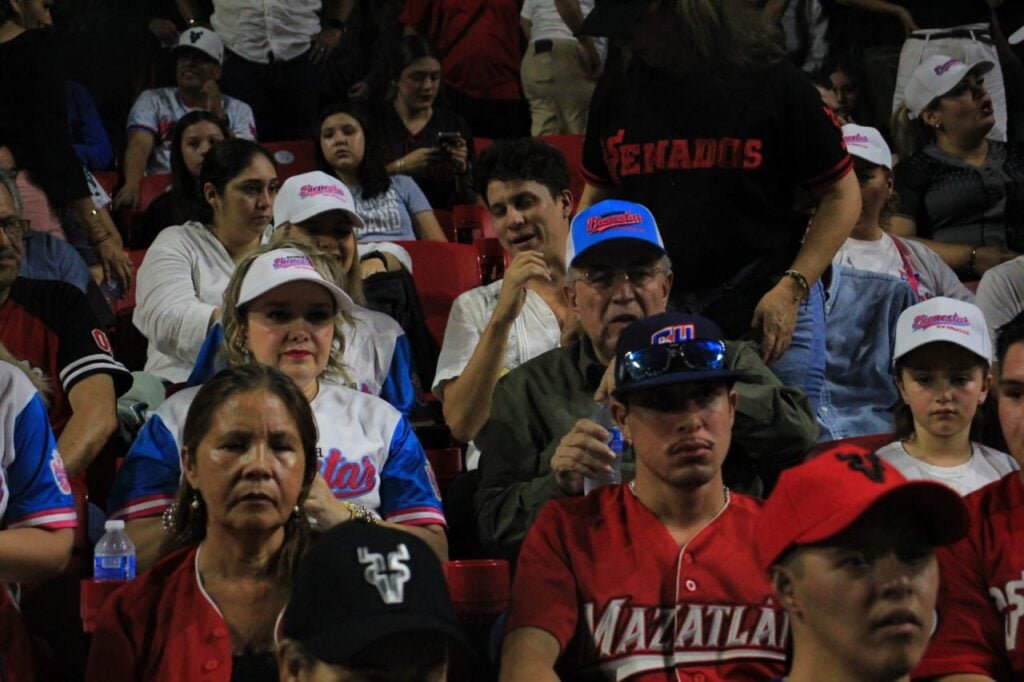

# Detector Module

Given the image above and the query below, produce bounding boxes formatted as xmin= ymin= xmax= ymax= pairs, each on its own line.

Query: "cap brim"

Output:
xmin=571 ymin=237 xmax=666 ymax=269
xmin=791 ymin=481 xmax=968 ymax=551
xmin=300 ymin=613 xmax=471 ymax=666
xmin=238 ymin=272 xmax=353 ymax=312
xmin=1010 ymin=25 xmax=1024 ymax=45
xmin=612 ymin=370 xmax=745 ymax=398
xmin=576 ymin=3 xmax=651 ymax=36
xmin=276 ymin=206 xmax=365 ymax=231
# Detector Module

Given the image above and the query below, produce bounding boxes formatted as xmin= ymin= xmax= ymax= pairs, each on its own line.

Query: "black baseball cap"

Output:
xmin=281 ymin=523 xmax=469 ymax=664
xmin=613 ymin=312 xmax=743 ymax=397
xmin=577 ymin=0 xmax=658 ymax=37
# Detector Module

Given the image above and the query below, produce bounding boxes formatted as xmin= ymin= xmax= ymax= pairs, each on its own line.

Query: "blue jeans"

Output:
xmin=770 ymin=280 xmax=826 ymax=413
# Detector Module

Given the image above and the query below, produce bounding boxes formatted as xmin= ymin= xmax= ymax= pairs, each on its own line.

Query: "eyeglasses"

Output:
xmin=0 ymin=217 xmax=28 ymax=240
xmin=576 ymin=264 xmax=665 ymax=290
xmin=617 ymin=340 xmax=727 ymax=384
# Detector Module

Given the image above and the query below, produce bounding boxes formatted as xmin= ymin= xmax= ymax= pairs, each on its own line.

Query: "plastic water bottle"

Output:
xmin=93 ymin=519 xmax=136 ymax=581
xmin=584 ymin=401 xmax=624 ymax=495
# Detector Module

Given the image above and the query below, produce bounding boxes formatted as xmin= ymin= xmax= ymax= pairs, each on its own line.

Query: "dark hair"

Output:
xmin=893 ymin=354 xmax=990 ymax=440
xmin=474 ymin=138 xmax=570 ymax=205
xmin=630 ymin=0 xmax=783 ymax=75
xmin=388 ymin=35 xmax=441 ymax=84
xmin=161 ymin=364 xmax=318 ymax=580
xmin=200 ymin=138 xmax=275 ymax=204
xmin=997 ymin=311 xmax=1024 ymax=367
xmin=314 ymin=102 xmax=391 ymax=200
xmin=169 ymin=111 xmax=230 ymax=224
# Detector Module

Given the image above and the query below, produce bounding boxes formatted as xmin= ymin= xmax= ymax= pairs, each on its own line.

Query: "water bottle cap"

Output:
xmin=104 ymin=519 xmax=125 ymax=531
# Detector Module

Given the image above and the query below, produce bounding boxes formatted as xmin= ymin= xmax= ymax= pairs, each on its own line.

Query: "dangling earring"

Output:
xmin=234 ymin=334 xmax=251 ymax=363
xmin=191 ymin=493 xmax=201 ymax=510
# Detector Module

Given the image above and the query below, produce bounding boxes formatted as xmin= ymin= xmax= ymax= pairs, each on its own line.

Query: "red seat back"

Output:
xmin=394 ymin=241 xmax=482 ymax=345
xmin=263 ymin=140 xmax=317 ymax=181
xmin=136 ymin=174 xmax=171 ymax=213
xmin=537 ymin=134 xmax=585 ymax=205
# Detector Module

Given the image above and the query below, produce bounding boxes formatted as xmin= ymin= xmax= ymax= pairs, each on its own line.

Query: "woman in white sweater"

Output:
xmin=134 ymin=139 xmax=278 ymax=383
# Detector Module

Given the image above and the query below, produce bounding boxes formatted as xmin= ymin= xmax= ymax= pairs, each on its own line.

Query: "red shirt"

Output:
xmin=507 ymin=484 xmax=787 ymax=680
xmin=399 ymin=0 xmax=522 ymax=100
xmin=86 ymin=546 xmax=250 ymax=682
xmin=915 ymin=473 xmax=1024 ymax=680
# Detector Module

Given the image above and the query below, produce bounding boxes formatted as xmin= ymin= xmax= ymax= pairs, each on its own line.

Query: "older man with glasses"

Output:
xmin=472 ymin=199 xmax=818 ymax=561
xmin=0 ymin=171 xmax=131 ymax=478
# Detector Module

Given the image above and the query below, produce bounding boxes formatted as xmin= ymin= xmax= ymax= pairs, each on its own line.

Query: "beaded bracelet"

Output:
xmin=342 ymin=501 xmax=379 ymax=524
xmin=783 ymin=269 xmax=810 ymax=303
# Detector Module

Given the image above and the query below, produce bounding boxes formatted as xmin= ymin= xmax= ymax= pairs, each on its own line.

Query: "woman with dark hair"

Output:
xmin=890 ymin=55 xmax=1022 ymax=278
xmin=317 ymin=101 xmax=445 ymax=242
xmin=133 ymin=110 xmax=229 ymax=248
xmin=134 ymin=138 xmax=278 ymax=383
xmin=575 ymin=0 xmax=861 ymax=411
xmin=374 ymin=34 xmax=477 ymax=211
xmin=87 ymin=363 xmax=317 ymax=681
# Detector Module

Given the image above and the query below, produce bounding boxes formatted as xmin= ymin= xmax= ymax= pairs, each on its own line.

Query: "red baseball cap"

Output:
xmin=758 ymin=444 xmax=969 ymax=572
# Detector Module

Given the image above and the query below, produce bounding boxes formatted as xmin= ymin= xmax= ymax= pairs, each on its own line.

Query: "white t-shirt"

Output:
xmin=834 ymin=233 xmax=974 ymax=302
xmin=520 ymin=0 xmax=608 ymax=64
xmin=877 ymin=440 xmax=1019 ymax=495
xmin=434 ymin=278 xmax=561 ymax=469
xmin=127 ymin=87 xmax=257 ymax=174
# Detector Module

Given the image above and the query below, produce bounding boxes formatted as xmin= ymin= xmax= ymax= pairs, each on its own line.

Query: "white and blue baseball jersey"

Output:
xmin=126 ymin=87 xmax=257 ymax=174
xmin=0 ymin=362 xmax=76 ymax=530
xmin=108 ymin=381 xmax=444 ymax=526
xmin=187 ymin=306 xmax=417 ymax=416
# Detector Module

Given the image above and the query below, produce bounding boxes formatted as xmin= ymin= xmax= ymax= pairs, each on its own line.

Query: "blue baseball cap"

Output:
xmin=566 ymin=199 xmax=666 ymax=268
xmin=613 ymin=312 xmax=743 ymax=397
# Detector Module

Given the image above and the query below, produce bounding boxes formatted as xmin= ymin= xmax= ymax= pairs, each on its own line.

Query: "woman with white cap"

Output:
xmin=890 ymin=55 xmax=1023 ymax=278
xmin=185 ymin=171 xmax=419 ymax=417
xmin=877 ymin=297 xmax=1017 ymax=495
xmin=109 ymin=240 xmax=447 ymax=571
xmin=835 ymin=123 xmax=973 ymax=302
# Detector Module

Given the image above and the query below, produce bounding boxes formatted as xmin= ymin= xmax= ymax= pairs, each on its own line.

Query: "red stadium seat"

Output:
xmin=426 ymin=447 xmax=463 ymax=485
xmin=537 ymin=134 xmax=585 ymax=205
xmin=434 ymin=209 xmax=455 ymax=241
xmin=473 ymin=137 xmax=494 ymax=156
xmin=136 ymin=173 xmax=171 ymax=213
xmin=393 ymin=241 xmax=482 ymax=345
xmin=263 ymin=140 xmax=317 ymax=181
xmin=92 ymin=171 xmax=119 ymax=197
xmin=475 ymin=238 xmax=510 ymax=285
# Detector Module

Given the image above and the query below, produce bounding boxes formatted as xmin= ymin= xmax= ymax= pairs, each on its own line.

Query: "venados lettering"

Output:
xmin=602 ymin=130 xmax=764 ymax=184
xmin=586 ymin=212 xmax=643 ymax=235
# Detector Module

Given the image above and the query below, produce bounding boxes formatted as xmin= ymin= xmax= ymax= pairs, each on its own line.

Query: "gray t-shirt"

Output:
xmin=352 ymin=174 xmax=432 ymax=242
xmin=877 ymin=440 xmax=1018 ymax=496
xmin=976 ymin=255 xmax=1024 ymax=344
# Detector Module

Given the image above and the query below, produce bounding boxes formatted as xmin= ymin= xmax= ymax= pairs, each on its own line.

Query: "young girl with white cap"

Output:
xmin=877 ymin=296 xmax=1017 ymax=494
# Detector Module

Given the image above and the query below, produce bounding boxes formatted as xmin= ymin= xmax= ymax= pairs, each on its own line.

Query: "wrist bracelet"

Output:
xmin=341 ymin=501 xmax=379 ymax=524
xmin=968 ymin=247 xmax=979 ymax=278
xmin=396 ymin=159 xmax=405 ymax=173
xmin=783 ymin=269 xmax=810 ymax=302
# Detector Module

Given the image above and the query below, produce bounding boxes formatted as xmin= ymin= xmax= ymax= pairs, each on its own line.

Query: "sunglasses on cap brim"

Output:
xmin=617 ymin=340 xmax=727 ymax=384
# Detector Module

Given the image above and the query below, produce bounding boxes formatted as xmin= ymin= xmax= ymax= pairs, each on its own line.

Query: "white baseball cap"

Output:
xmin=842 ymin=124 xmax=892 ymax=169
xmin=904 ymin=55 xmax=994 ymax=119
xmin=237 ymin=247 xmax=352 ymax=312
xmin=893 ymin=297 xmax=992 ymax=366
xmin=173 ymin=27 xmax=224 ymax=66
xmin=273 ymin=171 xmax=365 ymax=231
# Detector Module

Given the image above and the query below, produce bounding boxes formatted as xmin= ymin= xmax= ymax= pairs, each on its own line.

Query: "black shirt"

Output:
xmin=374 ymin=102 xmax=475 ymax=211
xmin=582 ymin=58 xmax=850 ymax=299
xmin=0 ymin=29 xmax=89 ymax=207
